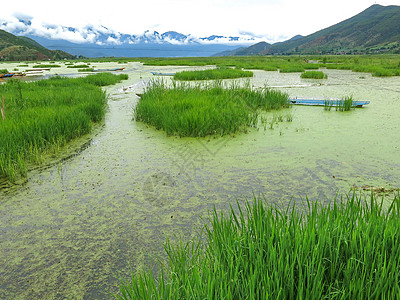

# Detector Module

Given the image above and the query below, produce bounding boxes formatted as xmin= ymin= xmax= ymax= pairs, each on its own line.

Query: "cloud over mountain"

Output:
xmin=0 ymin=15 xmax=263 ymax=46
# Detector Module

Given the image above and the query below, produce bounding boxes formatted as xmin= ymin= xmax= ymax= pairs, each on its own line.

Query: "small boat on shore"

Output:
xmin=151 ymin=72 xmax=176 ymax=76
xmin=290 ymin=99 xmax=370 ymax=107
xmin=92 ymin=68 xmax=125 ymax=72
xmin=0 ymin=73 xmax=15 ymax=78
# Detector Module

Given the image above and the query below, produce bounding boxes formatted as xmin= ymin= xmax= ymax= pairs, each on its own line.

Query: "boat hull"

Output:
xmin=290 ymin=99 xmax=370 ymax=107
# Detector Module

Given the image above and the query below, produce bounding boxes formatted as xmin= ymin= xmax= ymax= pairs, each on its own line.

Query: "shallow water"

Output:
xmin=1 ymin=62 xmax=399 ymax=299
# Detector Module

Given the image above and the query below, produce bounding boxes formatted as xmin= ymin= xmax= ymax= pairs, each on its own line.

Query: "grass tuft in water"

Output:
xmin=32 ymin=64 xmax=61 ymax=68
xmin=134 ymin=80 xmax=290 ymax=137
xmin=115 ymin=194 xmax=400 ymax=299
xmin=336 ymin=96 xmax=354 ymax=111
xmin=173 ymin=67 xmax=253 ymax=81
xmin=301 ymin=71 xmax=327 ymax=79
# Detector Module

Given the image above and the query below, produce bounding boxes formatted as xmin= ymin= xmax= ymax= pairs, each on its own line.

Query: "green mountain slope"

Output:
xmin=263 ymin=4 xmax=400 ymax=54
xmin=0 ymin=29 xmax=75 ymax=61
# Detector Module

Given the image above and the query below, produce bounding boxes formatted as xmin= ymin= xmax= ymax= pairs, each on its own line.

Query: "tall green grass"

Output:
xmin=116 ymin=194 xmax=400 ymax=299
xmin=336 ymin=96 xmax=354 ymax=111
xmin=32 ymin=64 xmax=61 ymax=68
xmin=134 ymin=80 xmax=290 ymax=137
xmin=279 ymin=65 xmax=305 ymax=73
xmin=67 ymin=64 xmax=91 ymax=68
xmin=173 ymin=68 xmax=253 ymax=80
xmin=301 ymin=71 xmax=327 ymax=79
xmin=0 ymin=73 xmax=128 ymax=181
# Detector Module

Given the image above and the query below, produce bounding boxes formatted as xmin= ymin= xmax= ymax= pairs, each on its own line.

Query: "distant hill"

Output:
xmin=234 ymin=42 xmax=272 ymax=56
xmin=232 ymin=4 xmax=400 ymax=55
xmin=0 ymin=29 xmax=75 ymax=61
xmin=213 ymin=41 xmax=272 ymax=56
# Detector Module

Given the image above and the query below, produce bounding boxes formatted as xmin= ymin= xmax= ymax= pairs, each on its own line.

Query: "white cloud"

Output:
xmin=1 ymin=0 xmax=399 ymax=44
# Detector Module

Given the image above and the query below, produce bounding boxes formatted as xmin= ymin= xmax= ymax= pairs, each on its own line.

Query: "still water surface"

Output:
xmin=1 ymin=62 xmax=399 ymax=299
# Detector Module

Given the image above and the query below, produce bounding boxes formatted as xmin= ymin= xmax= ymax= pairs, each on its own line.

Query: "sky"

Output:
xmin=1 ymin=0 xmax=399 ymax=43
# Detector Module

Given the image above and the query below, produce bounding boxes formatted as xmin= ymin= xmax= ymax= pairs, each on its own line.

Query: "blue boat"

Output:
xmin=290 ymin=99 xmax=370 ymax=107
xmin=92 ymin=68 xmax=125 ymax=72
xmin=151 ymin=72 xmax=175 ymax=76
xmin=0 ymin=73 xmax=15 ymax=78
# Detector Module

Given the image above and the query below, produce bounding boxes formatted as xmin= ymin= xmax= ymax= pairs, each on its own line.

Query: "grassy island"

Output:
xmin=173 ymin=67 xmax=253 ymax=81
xmin=135 ymin=80 xmax=290 ymax=137
xmin=0 ymin=73 xmax=128 ymax=180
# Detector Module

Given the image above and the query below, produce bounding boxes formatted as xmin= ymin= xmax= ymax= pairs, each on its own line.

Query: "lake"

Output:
xmin=1 ymin=62 xmax=399 ymax=299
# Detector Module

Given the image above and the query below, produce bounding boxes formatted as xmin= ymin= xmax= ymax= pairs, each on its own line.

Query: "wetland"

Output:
xmin=0 ymin=59 xmax=400 ymax=298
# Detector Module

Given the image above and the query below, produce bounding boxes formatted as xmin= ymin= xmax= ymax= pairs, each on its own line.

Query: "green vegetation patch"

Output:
xmin=173 ymin=67 xmax=253 ymax=81
xmin=32 ymin=64 xmax=61 ymax=68
xmin=301 ymin=71 xmax=328 ymax=79
xmin=279 ymin=65 xmax=305 ymax=73
xmin=0 ymin=73 xmax=128 ymax=180
xmin=0 ymin=69 xmax=8 ymax=73
xmin=67 ymin=64 xmax=91 ymax=68
xmin=135 ymin=80 xmax=289 ymax=137
xmin=78 ymin=68 xmax=94 ymax=72
xmin=116 ymin=194 xmax=400 ymax=299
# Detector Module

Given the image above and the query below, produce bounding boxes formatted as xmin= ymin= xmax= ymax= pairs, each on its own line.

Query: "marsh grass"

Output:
xmin=135 ymin=80 xmax=290 ymax=137
xmin=173 ymin=67 xmax=253 ymax=81
xmin=67 ymin=64 xmax=91 ymax=68
xmin=336 ymin=96 xmax=354 ymax=111
xmin=324 ymin=100 xmax=334 ymax=111
xmin=116 ymin=194 xmax=400 ymax=299
xmin=0 ymin=73 xmax=128 ymax=181
xmin=301 ymin=71 xmax=327 ymax=79
xmin=32 ymin=64 xmax=61 ymax=68
xmin=279 ymin=65 xmax=305 ymax=73
xmin=78 ymin=68 xmax=95 ymax=72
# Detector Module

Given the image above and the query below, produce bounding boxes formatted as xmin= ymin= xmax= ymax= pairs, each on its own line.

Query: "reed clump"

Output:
xmin=0 ymin=73 xmax=128 ymax=181
xmin=134 ymin=80 xmax=290 ymax=137
xmin=279 ymin=65 xmax=305 ymax=73
xmin=78 ymin=68 xmax=95 ymax=72
xmin=67 ymin=64 xmax=91 ymax=68
xmin=32 ymin=64 xmax=61 ymax=68
xmin=116 ymin=194 xmax=400 ymax=299
xmin=336 ymin=96 xmax=354 ymax=111
xmin=301 ymin=71 xmax=327 ymax=79
xmin=173 ymin=67 xmax=253 ymax=81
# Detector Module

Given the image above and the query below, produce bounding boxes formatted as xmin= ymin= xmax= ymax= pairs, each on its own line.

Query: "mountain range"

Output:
xmin=221 ymin=4 xmax=400 ymax=56
xmin=0 ymin=16 xmax=261 ymax=58
xmin=1 ymin=4 xmax=399 ymax=60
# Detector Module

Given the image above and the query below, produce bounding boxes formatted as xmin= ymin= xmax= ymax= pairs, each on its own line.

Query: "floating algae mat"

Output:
xmin=0 ymin=63 xmax=400 ymax=299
